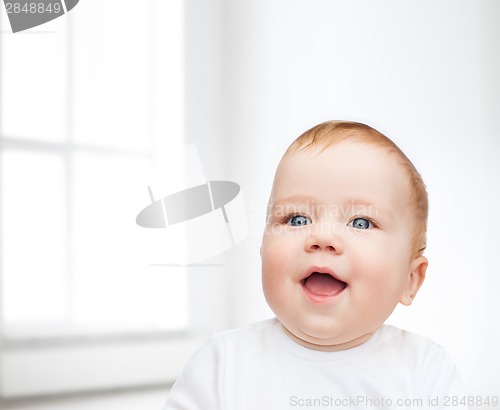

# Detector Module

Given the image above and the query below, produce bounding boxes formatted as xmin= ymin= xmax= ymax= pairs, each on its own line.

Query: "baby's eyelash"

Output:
xmin=276 ymin=213 xmax=379 ymax=228
xmin=280 ymin=213 xmax=309 ymax=224
xmin=348 ymin=215 xmax=379 ymax=228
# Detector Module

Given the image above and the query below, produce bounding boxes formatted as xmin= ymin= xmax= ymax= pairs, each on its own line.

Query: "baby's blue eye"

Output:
xmin=288 ymin=215 xmax=311 ymax=227
xmin=349 ymin=217 xmax=373 ymax=230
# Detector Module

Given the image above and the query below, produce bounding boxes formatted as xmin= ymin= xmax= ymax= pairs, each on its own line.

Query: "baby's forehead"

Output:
xmin=274 ymin=141 xmax=412 ymax=209
xmin=288 ymin=137 xmax=390 ymax=155
xmin=283 ymin=140 xmax=402 ymax=172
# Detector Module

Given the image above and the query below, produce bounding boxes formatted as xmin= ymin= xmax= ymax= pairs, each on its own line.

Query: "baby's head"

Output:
xmin=260 ymin=121 xmax=429 ymax=351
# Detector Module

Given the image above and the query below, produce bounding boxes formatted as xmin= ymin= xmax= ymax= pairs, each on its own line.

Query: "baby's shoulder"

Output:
xmin=378 ymin=325 xmax=452 ymax=365
xmin=209 ymin=318 xmax=280 ymax=346
xmin=187 ymin=318 xmax=282 ymax=369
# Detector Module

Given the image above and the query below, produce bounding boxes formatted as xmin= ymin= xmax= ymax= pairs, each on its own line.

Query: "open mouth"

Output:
xmin=301 ymin=269 xmax=347 ymax=300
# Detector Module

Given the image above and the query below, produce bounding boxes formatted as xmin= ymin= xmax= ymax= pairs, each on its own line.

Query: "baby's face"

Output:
xmin=261 ymin=141 xmax=425 ymax=350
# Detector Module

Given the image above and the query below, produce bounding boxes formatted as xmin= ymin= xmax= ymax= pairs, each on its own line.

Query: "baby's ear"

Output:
xmin=399 ymin=256 xmax=428 ymax=306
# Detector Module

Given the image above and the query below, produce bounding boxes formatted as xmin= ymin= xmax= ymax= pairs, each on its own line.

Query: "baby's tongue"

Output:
xmin=304 ymin=272 xmax=345 ymax=296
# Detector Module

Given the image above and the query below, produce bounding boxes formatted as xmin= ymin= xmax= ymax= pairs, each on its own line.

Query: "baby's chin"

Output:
xmin=280 ymin=319 xmax=375 ymax=352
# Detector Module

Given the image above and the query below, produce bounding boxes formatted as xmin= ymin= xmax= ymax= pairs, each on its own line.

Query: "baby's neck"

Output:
xmin=281 ymin=324 xmax=376 ymax=352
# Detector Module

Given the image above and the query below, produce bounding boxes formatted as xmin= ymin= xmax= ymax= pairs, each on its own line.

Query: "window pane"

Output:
xmin=71 ymin=152 xmax=188 ymax=330
xmin=0 ymin=16 xmax=67 ymax=142
xmin=1 ymin=151 xmax=67 ymax=323
xmin=71 ymin=0 xmax=154 ymax=153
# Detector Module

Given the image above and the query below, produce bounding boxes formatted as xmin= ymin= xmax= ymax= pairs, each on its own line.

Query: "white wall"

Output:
xmin=185 ymin=0 xmax=500 ymax=398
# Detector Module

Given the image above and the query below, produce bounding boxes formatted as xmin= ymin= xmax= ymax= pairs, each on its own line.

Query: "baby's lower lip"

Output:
xmin=300 ymin=281 xmax=347 ymax=304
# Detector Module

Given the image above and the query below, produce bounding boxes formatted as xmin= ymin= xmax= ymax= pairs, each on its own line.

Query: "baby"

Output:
xmin=163 ymin=121 xmax=464 ymax=409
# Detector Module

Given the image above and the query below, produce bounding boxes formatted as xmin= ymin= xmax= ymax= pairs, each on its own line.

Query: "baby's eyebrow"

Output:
xmin=346 ymin=198 xmax=393 ymax=220
xmin=271 ymin=195 xmax=317 ymax=209
xmin=270 ymin=196 xmax=394 ymax=221
xmin=268 ymin=195 xmax=317 ymax=217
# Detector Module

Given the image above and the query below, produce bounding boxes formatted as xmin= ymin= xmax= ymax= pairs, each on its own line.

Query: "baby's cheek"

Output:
xmin=262 ymin=238 xmax=288 ymax=268
xmin=262 ymin=253 xmax=293 ymax=307
xmin=262 ymin=258 xmax=287 ymax=290
xmin=351 ymin=249 xmax=389 ymax=277
xmin=262 ymin=254 xmax=284 ymax=288
xmin=262 ymin=270 xmax=288 ymax=315
xmin=352 ymin=259 xmax=397 ymax=293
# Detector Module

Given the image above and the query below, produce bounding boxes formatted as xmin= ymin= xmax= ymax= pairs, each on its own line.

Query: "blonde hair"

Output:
xmin=283 ymin=121 xmax=428 ymax=257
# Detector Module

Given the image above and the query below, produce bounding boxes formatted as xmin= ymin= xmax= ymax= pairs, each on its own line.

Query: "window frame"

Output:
xmin=0 ymin=0 xmax=227 ymax=397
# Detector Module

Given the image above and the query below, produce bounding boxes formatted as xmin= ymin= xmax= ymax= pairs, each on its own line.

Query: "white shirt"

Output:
xmin=163 ymin=318 xmax=465 ymax=409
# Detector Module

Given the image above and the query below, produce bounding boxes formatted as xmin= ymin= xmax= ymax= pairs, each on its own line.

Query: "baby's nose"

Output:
xmin=304 ymin=224 xmax=343 ymax=254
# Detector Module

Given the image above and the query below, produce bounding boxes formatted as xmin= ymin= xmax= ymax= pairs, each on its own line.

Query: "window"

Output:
xmin=0 ymin=0 xmax=189 ymax=336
